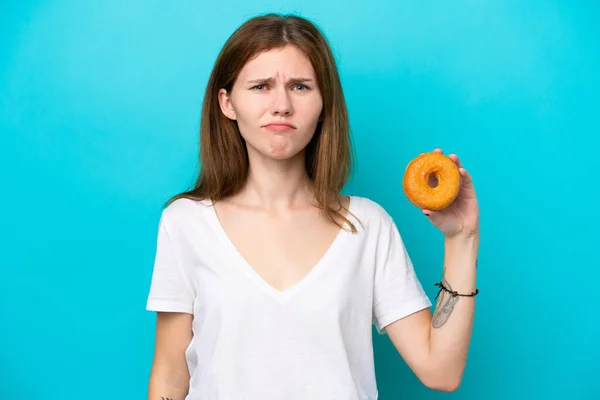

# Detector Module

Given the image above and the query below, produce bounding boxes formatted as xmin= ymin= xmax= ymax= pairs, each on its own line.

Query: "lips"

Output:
xmin=263 ymin=122 xmax=296 ymax=132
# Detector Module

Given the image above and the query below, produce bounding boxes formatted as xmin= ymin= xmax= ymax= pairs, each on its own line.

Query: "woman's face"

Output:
xmin=218 ymin=45 xmax=323 ymax=161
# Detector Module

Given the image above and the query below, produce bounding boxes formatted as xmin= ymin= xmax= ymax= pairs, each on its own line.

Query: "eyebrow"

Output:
xmin=246 ymin=77 xmax=315 ymax=84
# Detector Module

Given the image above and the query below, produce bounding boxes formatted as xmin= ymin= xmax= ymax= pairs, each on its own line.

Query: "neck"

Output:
xmin=238 ymin=150 xmax=314 ymax=211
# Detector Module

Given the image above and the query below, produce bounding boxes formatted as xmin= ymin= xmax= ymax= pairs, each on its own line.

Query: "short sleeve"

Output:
xmin=145 ymin=214 xmax=195 ymax=314
xmin=373 ymin=219 xmax=432 ymax=334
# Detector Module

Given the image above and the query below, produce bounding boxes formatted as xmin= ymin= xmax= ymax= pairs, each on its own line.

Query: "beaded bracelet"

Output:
xmin=434 ymin=281 xmax=479 ymax=299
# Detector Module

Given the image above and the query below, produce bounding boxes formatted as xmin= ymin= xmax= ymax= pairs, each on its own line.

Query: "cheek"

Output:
xmin=232 ymin=102 xmax=267 ymax=143
xmin=301 ymin=97 xmax=323 ymax=123
xmin=231 ymin=90 xmax=265 ymax=117
xmin=235 ymin=100 xmax=265 ymax=123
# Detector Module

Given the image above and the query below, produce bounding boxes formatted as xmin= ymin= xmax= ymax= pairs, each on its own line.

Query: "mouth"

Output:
xmin=263 ymin=123 xmax=296 ymax=132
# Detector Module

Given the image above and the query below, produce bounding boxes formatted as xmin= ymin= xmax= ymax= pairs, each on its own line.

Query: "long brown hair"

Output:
xmin=166 ymin=13 xmax=357 ymax=231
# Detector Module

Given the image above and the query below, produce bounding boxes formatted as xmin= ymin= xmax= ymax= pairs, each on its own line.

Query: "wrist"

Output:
xmin=444 ymin=223 xmax=479 ymax=239
xmin=443 ymin=232 xmax=479 ymax=274
xmin=444 ymin=231 xmax=480 ymax=248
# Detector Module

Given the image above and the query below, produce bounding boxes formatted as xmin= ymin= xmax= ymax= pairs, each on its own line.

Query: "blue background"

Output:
xmin=1 ymin=1 xmax=598 ymax=398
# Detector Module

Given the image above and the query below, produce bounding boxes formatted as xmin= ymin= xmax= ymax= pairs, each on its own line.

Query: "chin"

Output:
xmin=245 ymin=133 xmax=312 ymax=162
xmin=266 ymin=148 xmax=304 ymax=161
xmin=263 ymin=138 xmax=309 ymax=161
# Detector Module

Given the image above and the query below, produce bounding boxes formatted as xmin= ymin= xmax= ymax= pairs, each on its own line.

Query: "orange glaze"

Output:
xmin=402 ymin=152 xmax=461 ymax=210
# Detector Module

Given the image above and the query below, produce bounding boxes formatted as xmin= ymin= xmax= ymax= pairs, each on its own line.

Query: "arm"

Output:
xmin=385 ymin=233 xmax=479 ymax=391
xmin=148 ymin=312 xmax=194 ymax=400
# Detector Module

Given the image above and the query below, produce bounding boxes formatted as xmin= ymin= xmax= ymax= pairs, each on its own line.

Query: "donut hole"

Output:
xmin=427 ymin=173 xmax=439 ymax=188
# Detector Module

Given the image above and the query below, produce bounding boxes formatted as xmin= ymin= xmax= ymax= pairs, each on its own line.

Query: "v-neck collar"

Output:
xmin=203 ymin=196 xmax=355 ymax=304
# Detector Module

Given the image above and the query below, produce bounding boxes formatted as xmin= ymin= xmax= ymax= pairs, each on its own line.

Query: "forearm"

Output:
xmin=428 ymin=233 xmax=479 ymax=388
xmin=148 ymin=364 xmax=190 ymax=400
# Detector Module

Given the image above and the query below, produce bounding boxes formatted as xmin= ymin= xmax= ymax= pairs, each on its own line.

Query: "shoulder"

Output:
xmin=348 ymin=195 xmax=395 ymax=231
xmin=159 ymin=196 xmax=213 ymax=231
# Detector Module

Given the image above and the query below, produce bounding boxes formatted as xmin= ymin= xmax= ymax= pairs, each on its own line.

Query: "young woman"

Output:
xmin=146 ymin=13 xmax=480 ymax=400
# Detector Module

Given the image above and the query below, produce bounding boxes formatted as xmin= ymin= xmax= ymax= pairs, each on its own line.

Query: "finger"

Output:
xmin=449 ymin=153 xmax=463 ymax=168
xmin=459 ymin=167 xmax=473 ymax=186
xmin=433 ymin=148 xmax=443 ymax=154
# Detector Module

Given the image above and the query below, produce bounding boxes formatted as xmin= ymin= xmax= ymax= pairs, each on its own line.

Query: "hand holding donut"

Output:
xmin=402 ymin=148 xmax=479 ymax=237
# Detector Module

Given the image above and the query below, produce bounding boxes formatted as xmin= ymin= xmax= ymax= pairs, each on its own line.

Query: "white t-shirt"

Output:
xmin=146 ymin=195 xmax=432 ymax=400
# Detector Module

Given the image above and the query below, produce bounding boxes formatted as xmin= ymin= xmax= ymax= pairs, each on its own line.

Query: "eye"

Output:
xmin=251 ymin=84 xmax=268 ymax=91
xmin=293 ymin=84 xmax=309 ymax=91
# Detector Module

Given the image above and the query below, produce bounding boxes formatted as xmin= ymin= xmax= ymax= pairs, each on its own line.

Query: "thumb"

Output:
xmin=423 ymin=209 xmax=451 ymax=232
xmin=423 ymin=209 xmax=445 ymax=228
xmin=423 ymin=208 xmax=462 ymax=236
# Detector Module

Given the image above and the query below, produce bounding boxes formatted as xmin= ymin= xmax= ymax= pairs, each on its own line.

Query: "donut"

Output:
xmin=402 ymin=152 xmax=461 ymax=210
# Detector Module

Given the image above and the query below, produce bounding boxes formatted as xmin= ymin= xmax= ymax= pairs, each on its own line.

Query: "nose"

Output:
xmin=270 ymin=87 xmax=293 ymax=116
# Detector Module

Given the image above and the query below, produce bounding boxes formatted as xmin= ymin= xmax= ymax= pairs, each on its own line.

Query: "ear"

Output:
xmin=218 ymin=88 xmax=237 ymax=120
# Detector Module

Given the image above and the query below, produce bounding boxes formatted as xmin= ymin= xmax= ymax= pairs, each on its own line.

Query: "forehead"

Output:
xmin=237 ymin=45 xmax=316 ymax=80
